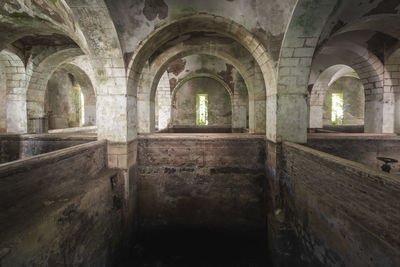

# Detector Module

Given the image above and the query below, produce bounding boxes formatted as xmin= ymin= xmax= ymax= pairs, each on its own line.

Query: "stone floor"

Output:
xmin=120 ymin=228 xmax=269 ymax=267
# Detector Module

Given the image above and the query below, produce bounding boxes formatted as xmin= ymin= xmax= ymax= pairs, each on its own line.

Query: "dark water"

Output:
xmin=120 ymin=227 xmax=270 ymax=267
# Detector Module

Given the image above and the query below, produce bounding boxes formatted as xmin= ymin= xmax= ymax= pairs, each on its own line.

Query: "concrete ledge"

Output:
xmin=138 ymin=133 xmax=265 ymax=140
xmin=322 ymin=124 xmax=364 ymax=133
xmin=0 ymin=133 xmax=97 ymax=141
xmin=308 ymin=133 xmax=399 ymax=140
xmin=0 ymin=140 xmax=106 ymax=176
xmin=0 ymin=134 xmax=98 ymax=164
xmin=48 ymin=125 xmax=97 ymax=134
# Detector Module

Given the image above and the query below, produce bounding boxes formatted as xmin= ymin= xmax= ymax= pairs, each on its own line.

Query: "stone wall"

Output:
xmin=0 ymin=50 xmax=28 ymax=134
xmin=0 ymin=134 xmax=96 ymax=164
xmin=137 ymin=134 xmax=266 ymax=230
xmin=276 ymin=142 xmax=400 ymax=267
xmin=172 ymin=77 xmax=232 ymax=128
xmin=0 ymin=141 xmax=134 ymax=266
xmin=307 ymin=135 xmax=400 ymax=175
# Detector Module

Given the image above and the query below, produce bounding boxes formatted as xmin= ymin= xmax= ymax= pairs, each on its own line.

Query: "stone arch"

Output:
xmin=171 ymin=73 xmax=233 ymax=101
xmin=26 ymin=46 xmax=83 ymax=132
xmin=309 ymin=65 xmax=357 ymax=128
xmin=136 ymin=40 xmax=265 ymax=134
xmin=170 ymin=74 xmax=233 ymax=129
xmin=67 ymin=55 xmax=98 ymax=92
xmin=170 ymin=74 xmax=234 ymax=128
xmin=311 ymin=42 xmax=386 ymax=133
xmin=147 ymin=44 xmax=257 ymax=100
xmin=60 ymin=63 xmax=97 ymax=126
xmin=127 ymin=14 xmax=276 ymax=136
xmin=0 ymin=50 xmax=28 ymax=133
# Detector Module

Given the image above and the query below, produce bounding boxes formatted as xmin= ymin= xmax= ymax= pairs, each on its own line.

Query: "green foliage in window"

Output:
xmin=196 ymin=94 xmax=208 ymax=126
xmin=331 ymin=93 xmax=343 ymax=125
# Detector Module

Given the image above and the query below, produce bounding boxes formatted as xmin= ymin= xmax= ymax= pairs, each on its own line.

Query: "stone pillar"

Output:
xmin=273 ymin=37 xmax=317 ymax=143
xmin=273 ymin=0 xmax=338 ymax=143
xmin=248 ymin=98 xmax=255 ymax=133
xmin=267 ymin=1 xmax=339 ymax=264
xmin=6 ymin=94 xmax=27 ymax=133
xmin=67 ymin=0 xmax=138 ymax=254
xmin=364 ymin=94 xmax=383 ymax=133
xmin=382 ymin=91 xmax=395 ymax=133
xmin=309 ymin=88 xmax=325 ymax=129
xmin=232 ymin=98 xmax=247 ymax=130
xmin=384 ymin=54 xmax=400 ymax=134
xmin=94 ymin=59 xmax=136 ymax=169
xmin=137 ymin=94 xmax=151 ymax=133
xmin=255 ymin=99 xmax=266 ymax=133
xmin=84 ymin=104 xmax=96 ymax=126
xmin=273 ymin=55 xmax=311 ymax=143
xmin=156 ymin=72 xmax=171 ymax=131
xmin=395 ymin=91 xmax=400 ymax=134
xmin=231 ymin=76 xmax=247 ymax=131
xmin=137 ymin=69 xmax=153 ymax=133
xmin=29 ymin=117 xmax=48 ymax=134
xmin=0 ymin=71 xmax=6 ymax=133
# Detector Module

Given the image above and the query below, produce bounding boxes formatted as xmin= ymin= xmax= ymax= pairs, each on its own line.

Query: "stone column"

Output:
xmin=7 ymin=93 xmax=27 ymax=133
xmin=156 ymin=72 xmax=171 ymax=131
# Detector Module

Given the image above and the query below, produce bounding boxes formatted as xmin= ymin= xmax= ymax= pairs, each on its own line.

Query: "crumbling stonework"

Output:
xmin=1 ymin=0 xmax=400 ymax=266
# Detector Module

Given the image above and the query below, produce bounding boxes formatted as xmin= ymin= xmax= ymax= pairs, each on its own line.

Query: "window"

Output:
xmin=331 ymin=93 xmax=343 ymax=125
xmin=196 ymin=94 xmax=208 ymax=126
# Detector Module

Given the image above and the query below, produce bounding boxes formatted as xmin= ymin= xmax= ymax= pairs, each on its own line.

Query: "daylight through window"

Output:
xmin=331 ymin=93 xmax=343 ymax=125
xmin=196 ymin=94 xmax=208 ymax=126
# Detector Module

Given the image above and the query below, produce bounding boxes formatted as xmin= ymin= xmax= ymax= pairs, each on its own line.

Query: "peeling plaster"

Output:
xmin=143 ymin=0 xmax=168 ymax=21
